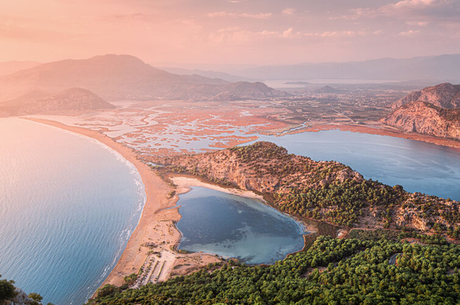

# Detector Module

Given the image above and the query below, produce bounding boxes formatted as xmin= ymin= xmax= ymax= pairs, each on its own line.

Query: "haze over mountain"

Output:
xmin=231 ymin=54 xmax=460 ymax=83
xmin=0 ymin=61 xmax=40 ymax=76
xmin=0 ymin=88 xmax=115 ymax=116
xmin=0 ymin=54 xmax=284 ymax=102
xmin=159 ymin=67 xmax=252 ymax=83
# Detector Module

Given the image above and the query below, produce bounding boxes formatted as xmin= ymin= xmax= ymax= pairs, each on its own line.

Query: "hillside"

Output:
xmin=91 ymin=234 xmax=460 ymax=304
xmin=0 ymin=55 xmax=285 ymax=101
xmin=0 ymin=88 xmax=115 ymax=116
xmin=391 ymin=83 xmax=460 ymax=109
xmin=153 ymin=142 xmax=460 ymax=235
xmin=382 ymin=83 xmax=460 ymax=140
xmin=0 ymin=275 xmax=46 ymax=305
xmin=382 ymin=101 xmax=460 ymax=140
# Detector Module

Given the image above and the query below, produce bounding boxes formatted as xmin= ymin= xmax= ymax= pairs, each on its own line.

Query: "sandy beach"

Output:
xmin=24 ymin=118 xmax=185 ymax=287
xmin=171 ymin=176 xmax=265 ymax=201
xmin=23 ymin=118 xmax=225 ymax=292
xmin=22 ymin=117 xmax=460 ymax=295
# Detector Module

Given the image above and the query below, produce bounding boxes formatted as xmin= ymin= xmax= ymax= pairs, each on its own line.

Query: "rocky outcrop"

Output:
xmin=392 ymin=83 xmax=460 ymax=109
xmin=157 ymin=141 xmax=362 ymax=195
xmin=383 ymin=83 xmax=460 ymax=140
xmin=382 ymin=101 xmax=460 ymax=140
xmin=152 ymin=142 xmax=459 ymax=234
xmin=0 ymin=87 xmax=115 ymax=116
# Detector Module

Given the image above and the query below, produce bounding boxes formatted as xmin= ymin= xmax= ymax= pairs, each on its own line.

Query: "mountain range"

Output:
xmin=231 ymin=54 xmax=460 ymax=82
xmin=0 ymin=55 xmax=284 ymax=103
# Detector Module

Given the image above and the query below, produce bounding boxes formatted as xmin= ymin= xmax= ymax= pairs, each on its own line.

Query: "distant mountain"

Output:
xmin=0 ymin=61 xmax=40 ymax=76
xmin=391 ymin=83 xmax=460 ymax=109
xmin=159 ymin=67 xmax=251 ymax=82
xmin=0 ymin=87 xmax=115 ymax=116
xmin=234 ymin=54 xmax=460 ymax=82
xmin=0 ymin=54 xmax=284 ymax=101
xmin=314 ymin=85 xmax=344 ymax=94
xmin=382 ymin=83 xmax=460 ymax=140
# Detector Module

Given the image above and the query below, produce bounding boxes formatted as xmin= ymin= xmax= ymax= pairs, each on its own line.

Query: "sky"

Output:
xmin=1 ymin=0 xmax=460 ymax=66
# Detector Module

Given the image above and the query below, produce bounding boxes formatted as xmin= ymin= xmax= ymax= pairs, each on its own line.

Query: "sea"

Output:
xmin=2 ymin=118 xmax=460 ymax=304
xmin=0 ymin=118 xmax=145 ymax=305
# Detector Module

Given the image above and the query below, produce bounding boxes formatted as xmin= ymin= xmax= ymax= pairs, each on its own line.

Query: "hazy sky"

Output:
xmin=1 ymin=0 xmax=460 ymax=66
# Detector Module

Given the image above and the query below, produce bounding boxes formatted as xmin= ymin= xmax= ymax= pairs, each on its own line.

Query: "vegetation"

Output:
xmin=424 ymin=102 xmax=460 ymax=124
xmin=0 ymin=275 xmax=49 ymax=305
xmin=0 ymin=275 xmax=17 ymax=301
xmin=89 ymin=235 xmax=460 ymax=304
xmin=158 ymin=141 xmax=459 ymax=235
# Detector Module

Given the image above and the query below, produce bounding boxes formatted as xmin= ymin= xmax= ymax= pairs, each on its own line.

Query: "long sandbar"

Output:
xmin=24 ymin=118 xmax=182 ymax=289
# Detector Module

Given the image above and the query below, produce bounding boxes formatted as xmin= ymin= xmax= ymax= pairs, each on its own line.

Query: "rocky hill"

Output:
xmin=153 ymin=142 xmax=460 ymax=235
xmin=382 ymin=101 xmax=460 ymax=139
xmin=314 ymin=85 xmax=343 ymax=94
xmin=0 ymin=87 xmax=115 ymax=116
xmin=0 ymin=54 xmax=285 ymax=102
xmin=391 ymin=83 xmax=460 ymax=109
xmin=383 ymin=83 xmax=460 ymax=140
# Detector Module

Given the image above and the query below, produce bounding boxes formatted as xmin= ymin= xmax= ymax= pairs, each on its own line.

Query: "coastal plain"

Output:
xmin=17 ymin=82 xmax=460 ymax=301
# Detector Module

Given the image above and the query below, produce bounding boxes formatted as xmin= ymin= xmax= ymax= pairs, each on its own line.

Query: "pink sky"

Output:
xmin=1 ymin=0 xmax=459 ymax=66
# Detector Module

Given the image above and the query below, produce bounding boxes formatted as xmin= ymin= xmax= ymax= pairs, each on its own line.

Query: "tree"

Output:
xmin=28 ymin=292 xmax=43 ymax=303
xmin=0 ymin=275 xmax=17 ymax=301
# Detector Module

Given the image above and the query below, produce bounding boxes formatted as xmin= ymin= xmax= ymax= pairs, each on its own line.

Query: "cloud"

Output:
xmin=282 ymin=27 xmax=294 ymax=38
xmin=208 ymin=27 xmax=383 ymax=45
xmin=398 ymin=29 xmax=420 ymax=36
xmin=207 ymin=11 xmax=272 ymax=19
xmin=282 ymin=8 xmax=295 ymax=15
xmin=331 ymin=0 xmax=460 ymax=22
xmin=406 ymin=21 xmax=429 ymax=26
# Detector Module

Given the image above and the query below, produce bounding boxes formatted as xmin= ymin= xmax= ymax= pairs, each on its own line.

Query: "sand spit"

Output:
xmin=23 ymin=118 xmax=221 ymax=293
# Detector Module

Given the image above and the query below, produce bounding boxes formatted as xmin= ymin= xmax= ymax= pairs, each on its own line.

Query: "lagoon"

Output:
xmin=176 ymin=187 xmax=305 ymax=265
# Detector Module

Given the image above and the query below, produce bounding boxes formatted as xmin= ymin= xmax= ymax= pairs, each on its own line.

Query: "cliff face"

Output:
xmin=159 ymin=141 xmax=362 ymax=195
xmin=382 ymin=101 xmax=460 ymax=139
xmin=392 ymin=83 xmax=460 ymax=109
xmin=154 ymin=142 xmax=459 ymax=233
xmin=383 ymin=83 xmax=460 ymax=140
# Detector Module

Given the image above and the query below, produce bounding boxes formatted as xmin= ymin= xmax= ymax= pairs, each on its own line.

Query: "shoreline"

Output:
xmin=23 ymin=118 xmax=183 ymax=291
xmin=171 ymin=176 xmax=265 ymax=201
xmin=21 ymin=117 xmax=460 ymax=298
xmin=283 ymin=123 xmax=460 ymax=153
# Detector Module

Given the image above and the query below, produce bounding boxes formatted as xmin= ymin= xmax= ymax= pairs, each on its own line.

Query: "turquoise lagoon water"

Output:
xmin=0 ymin=118 xmax=145 ymax=305
xmin=176 ymin=187 xmax=305 ymax=265
xmin=251 ymin=130 xmax=460 ymax=201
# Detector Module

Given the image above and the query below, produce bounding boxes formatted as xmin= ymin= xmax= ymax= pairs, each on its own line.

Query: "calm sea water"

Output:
xmin=255 ymin=130 xmax=460 ymax=201
xmin=176 ymin=187 xmax=305 ymax=265
xmin=0 ymin=118 xmax=145 ymax=305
